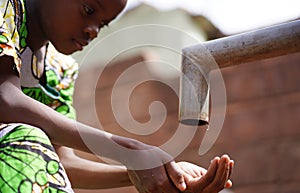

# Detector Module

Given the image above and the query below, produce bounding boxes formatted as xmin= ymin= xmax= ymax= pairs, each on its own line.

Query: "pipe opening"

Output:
xmin=180 ymin=119 xmax=208 ymax=126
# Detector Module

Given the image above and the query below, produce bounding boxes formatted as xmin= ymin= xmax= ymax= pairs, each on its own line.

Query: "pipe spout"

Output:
xmin=179 ymin=46 xmax=213 ymax=126
xmin=179 ymin=20 xmax=300 ymax=126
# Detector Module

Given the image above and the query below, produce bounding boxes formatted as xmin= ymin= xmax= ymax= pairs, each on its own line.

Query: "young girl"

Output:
xmin=0 ymin=0 xmax=233 ymax=192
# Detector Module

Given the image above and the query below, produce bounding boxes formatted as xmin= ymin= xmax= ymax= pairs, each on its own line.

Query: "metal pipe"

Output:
xmin=179 ymin=20 xmax=300 ymax=125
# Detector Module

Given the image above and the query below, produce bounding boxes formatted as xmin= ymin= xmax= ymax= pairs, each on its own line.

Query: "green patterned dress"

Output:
xmin=0 ymin=0 xmax=78 ymax=192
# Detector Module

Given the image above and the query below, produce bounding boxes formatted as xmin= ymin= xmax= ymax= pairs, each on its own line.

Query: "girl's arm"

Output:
xmin=55 ymin=145 xmax=132 ymax=189
xmin=1 ymin=56 xmax=234 ymax=192
xmin=0 ymin=55 xmax=186 ymax=192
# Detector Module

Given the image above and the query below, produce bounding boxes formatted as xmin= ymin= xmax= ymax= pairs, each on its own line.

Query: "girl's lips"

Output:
xmin=73 ymin=39 xmax=83 ymax=51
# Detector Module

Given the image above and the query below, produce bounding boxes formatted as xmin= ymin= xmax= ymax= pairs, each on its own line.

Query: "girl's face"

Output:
xmin=37 ymin=0 xmax=127 ymax=54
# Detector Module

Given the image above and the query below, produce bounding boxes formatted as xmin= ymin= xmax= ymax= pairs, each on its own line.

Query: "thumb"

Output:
xmin=165 ymin=161 xmax=187 ymax=191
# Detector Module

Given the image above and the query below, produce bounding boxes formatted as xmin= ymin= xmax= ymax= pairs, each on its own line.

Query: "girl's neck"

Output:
xmin=25 ymin=0 xmax=49 ymax=51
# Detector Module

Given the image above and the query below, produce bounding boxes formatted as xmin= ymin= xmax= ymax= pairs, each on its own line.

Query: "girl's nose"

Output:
xmin=84 ymin=25 xmax=99 ymax=40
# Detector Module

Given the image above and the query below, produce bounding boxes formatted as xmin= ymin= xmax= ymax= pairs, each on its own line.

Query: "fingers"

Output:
xmin=187 ymin=154 xmax=233 ymax=193
xmin=195 ymin=156 xmax=219 ymax=190
xmin=203 ymin=154 xmax=233 ymax=192
xmin=165 ymin=161 xmax=186 ymax=191
xmin=225 ymin=160 xmax=234 ymax=188
xmin=213 ymin=155 xmax=231 ymax=191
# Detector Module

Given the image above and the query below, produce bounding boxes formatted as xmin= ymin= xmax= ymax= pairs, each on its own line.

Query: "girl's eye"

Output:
xmin=83 ymin=4 xmax=94 ymax=15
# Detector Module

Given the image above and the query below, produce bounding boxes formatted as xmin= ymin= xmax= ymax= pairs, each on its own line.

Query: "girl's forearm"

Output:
xmin=56 ymin=146 xmax=132 ymax=189
xmin=0 ymin=68 xmax=145 ymax=165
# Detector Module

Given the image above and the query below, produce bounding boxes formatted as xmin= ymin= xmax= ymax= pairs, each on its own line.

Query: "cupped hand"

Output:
xmin=177 ymin=154 xmax=234 ymax=193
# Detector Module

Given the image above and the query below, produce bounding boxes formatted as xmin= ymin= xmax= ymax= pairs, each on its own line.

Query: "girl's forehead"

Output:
xmin=96 ymin=0 xmax=127 ymax=16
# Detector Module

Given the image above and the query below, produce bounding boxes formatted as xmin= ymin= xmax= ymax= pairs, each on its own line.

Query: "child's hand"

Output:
xmin=177 ymin=155 xmax=234 ymax=193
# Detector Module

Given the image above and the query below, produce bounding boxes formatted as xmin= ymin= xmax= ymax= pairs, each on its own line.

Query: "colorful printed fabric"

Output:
xmin=0 ymin=0 xmax=27 ymax=74
xmin=0 ymin=124 xmax=73 ymax=193
xmin=21 ymin=43 xmax=78 ymax=120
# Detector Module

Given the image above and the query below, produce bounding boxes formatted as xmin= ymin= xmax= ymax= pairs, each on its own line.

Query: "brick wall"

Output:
xmin=73 ymin=52 xmax=300 ymax=193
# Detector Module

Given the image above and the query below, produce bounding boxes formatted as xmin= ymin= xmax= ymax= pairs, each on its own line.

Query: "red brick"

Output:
xmin=233 ymin=184 xmax=278 ymax=193
xmin=278 ymin=139 xmax=300 ymax=182
xmin=222 ymin=52 xmax=300 ymax=103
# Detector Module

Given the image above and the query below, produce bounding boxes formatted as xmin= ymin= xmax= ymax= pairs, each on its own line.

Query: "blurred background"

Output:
xmin=71 ymin=1 xmax=300 ymax=193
